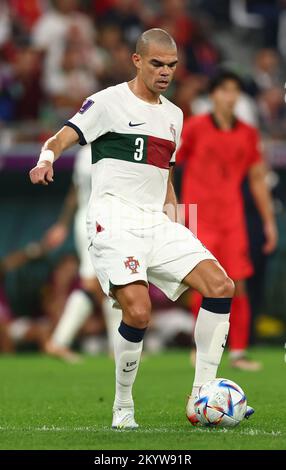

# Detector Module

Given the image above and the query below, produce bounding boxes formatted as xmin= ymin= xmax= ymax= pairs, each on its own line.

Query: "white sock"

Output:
xmin=51 ymin=289 xmax=93 ymax=347
xmin=229 ymin=349 xmax=246 ymax=360
xmin=113 ymin=330 xmax=143 ymax=410
xmin=192 ymin=307 xmax=230 ymax=397
xmin=102 ymin=297 xmax=122 ymax=355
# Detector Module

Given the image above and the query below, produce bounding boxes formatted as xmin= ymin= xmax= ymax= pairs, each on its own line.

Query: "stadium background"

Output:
xmin=1 ymin=0 xmax=286 ymax=354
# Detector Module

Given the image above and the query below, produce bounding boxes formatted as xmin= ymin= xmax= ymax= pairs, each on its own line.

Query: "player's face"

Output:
xmin=133 ymin=44 xmax=178 ymax=94
xmin=211 ymin=80 xmax=241 ymax=114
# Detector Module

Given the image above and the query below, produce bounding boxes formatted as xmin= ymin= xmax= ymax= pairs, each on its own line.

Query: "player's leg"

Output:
xmin=45 ymin=277 xmax=102 ymax=362
xmin=111 ymin=281 xmax=151 ymax=429
xmin=148 ymin=221 xmax=254 ymax=423
xmin=182 ymin=259 xmax=234 ymax=409
xmin=46 ymin=207 xmax=105 ymax=361
xmin=87 ymin=228 xmax=149 ymax=428
xmin=218 ymin=223 xmax=262 ymax=370
xmin=187 ymin=227 xmax=220 ymax=366
xmin=229 ymin=280 xmax=262 ymax=371
xmin=0 ymin=322 xmax=14 ymax=352
xmin=102 ymin=297 xmax=122 ymax=356
xmin=147 ymin=222 xmax=233 ymax=423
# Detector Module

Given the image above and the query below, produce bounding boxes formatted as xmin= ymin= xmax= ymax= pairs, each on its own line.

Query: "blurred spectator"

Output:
xmin=230 ymin=0 xmax=264 ymax=30
xmin=192 ymin=77 xmax=259 ymax=127
xmin=10 ymin=0 xmax=44 ymax=32
xmin=0 ymin=46 xmax=43 ymax=123
xmin=12 ymin=46 xmax=43 ymax=121
xmin=152 ymin=0 xmax=198 ymax=48
xmin=98 ymin=0 xmax=152 ymax=45
xmin=257 ymin=86 xmax=286 ymax=138
xmin=184 ymin=20 xmax=221 ymax=75
xmin=230 ymin=0 xmax=280 ymax=48
xmin=32 ymin=0 xmax=94 ymax=54
xmin=173 ymin=75 xmax=207 ymax=118
xmin=151 ymin=0 xmax=220 ymax=75
xmin=44 ymin=41 xmax=100 ymax=120
xmin=31 ymin=0 xmax=108 ymax=121
xmin=0 ymin=1 xmax=11 ymax=47
xmin=90 ymin=0 xmax=117 ymax=19
xmin=199 ymin=0 xmax=231 ymax=26
xmin=253 ymin=48 xmax=283 ymax=92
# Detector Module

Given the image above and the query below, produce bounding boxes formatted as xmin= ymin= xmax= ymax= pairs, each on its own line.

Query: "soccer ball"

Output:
xmin=194 ymin=378 xmax=247 ymax=427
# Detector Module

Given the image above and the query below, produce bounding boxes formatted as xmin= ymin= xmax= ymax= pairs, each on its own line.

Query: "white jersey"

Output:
xmin=73 ymin=145 xmax=92 ymax=210
xmin=72 ymin=146 xmax=94 ymax=279
xmin=67 ymin=82 xmax=183 ymax=237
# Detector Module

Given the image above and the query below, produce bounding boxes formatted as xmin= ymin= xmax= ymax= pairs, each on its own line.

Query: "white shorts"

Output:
xmin=88 ymin=219 xmax=217 ymax=301
xmin=74 ymin=209 xmax=95 ymax=279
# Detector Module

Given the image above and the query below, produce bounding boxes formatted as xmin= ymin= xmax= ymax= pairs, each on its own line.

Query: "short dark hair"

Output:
xmin=208 ymin=69 xmax=244 ymax=93
xmin=136 ymin=28 xmax=177 ymax=56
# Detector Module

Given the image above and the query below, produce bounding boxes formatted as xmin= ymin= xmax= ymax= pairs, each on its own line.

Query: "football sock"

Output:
xmin=228 ymin=294 xmax=250 ymax=356
xmin=192 ymin=297 xmax=231 ymax=398
xmin=51 ymin=289 xmax=93 ymax=347
xmin=113 ymin=321 xmax=146 ymax=410
xmin=102 ymin=297 xmax=122 ymax=354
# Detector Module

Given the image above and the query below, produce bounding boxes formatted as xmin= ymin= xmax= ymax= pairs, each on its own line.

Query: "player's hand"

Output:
xmin=29 ymin=161 xmax=54 ymax=186
xmin=43 ymin=223 xmax=68 ymax=250
xmin=262 ymin=220 xmax=278 ymax=254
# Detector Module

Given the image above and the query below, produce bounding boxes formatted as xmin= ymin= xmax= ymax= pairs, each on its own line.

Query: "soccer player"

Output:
xmin=177 ymin=70 xmax=277 ymax=370
xmin=43 ymin=145 xmax=122 ymax=361
xmin=29 ymin=29 xmax=253 ymax=428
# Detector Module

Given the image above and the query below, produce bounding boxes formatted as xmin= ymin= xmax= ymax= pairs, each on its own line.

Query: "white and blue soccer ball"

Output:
xmin=194 ymin=378 xmax=247 ymax=427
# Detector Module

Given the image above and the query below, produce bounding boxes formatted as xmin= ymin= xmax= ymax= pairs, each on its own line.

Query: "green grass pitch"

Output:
xmin=0 ymin=347 xmax=285 ymax=450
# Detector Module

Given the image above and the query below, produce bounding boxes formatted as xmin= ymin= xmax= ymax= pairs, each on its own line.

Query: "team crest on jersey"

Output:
xmin=79 ymin=98 xmax=94 ymax=114
xmin=124 ymin=256 xmax=140 ymax=274
xmin=170 ymin=123 xmax=176 ymax=142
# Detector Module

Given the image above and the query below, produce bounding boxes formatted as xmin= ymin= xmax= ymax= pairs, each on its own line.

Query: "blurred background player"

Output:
xmin=44 ymin=145 xmax=122 ymax=361
xmin=0 ymin=240 xmax=52 ymax=352
xmin=177 ymin=70 xmax=278 ymax=371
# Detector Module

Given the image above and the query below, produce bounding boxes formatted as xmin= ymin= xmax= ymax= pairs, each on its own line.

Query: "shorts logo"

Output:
xmin=124 ymin=256 xmax=140 ymax=274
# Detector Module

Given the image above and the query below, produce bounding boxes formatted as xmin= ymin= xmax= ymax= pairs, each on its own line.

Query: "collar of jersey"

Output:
xmin=124 ymin=82 xmax=163 ymax=107
xmin=210 ymin=112 xmax=238 ymax=131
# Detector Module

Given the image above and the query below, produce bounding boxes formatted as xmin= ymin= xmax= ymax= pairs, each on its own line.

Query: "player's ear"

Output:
xmin=132 ymin=53 xmax=142 ymax=70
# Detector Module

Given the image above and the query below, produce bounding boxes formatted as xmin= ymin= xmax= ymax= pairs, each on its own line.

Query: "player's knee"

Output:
xmin=124 ymin=302 xmax=151 ymax=329
xmin=206 ymin=273 xmax=235 ymax=298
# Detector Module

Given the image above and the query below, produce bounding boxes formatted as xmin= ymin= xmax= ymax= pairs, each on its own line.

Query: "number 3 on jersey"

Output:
xmin=134 ymin=137 xmax=144 ymax=161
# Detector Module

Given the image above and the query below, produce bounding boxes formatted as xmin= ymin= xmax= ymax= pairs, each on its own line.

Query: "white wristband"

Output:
xmin=38 ymin=149 xmax=55 ymax=164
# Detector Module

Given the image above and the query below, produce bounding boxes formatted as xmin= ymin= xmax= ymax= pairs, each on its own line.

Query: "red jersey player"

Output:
xmin=177 ymin=70 xmax=277 ymax=371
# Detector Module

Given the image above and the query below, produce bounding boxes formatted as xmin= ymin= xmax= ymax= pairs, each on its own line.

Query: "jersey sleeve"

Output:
xmin=65 ymin=94 xmax=110 ymax=145
xmin=170 ymin=110 xmax=184 ymax=166
xmin=175 ymin=117 xmax=195 ymax=165
xmin=247 ymin=127 xmax=263 ymax=168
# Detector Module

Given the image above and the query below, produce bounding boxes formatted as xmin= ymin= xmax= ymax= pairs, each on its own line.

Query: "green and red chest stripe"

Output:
xmin=91 ymin=132 xmax=176 ymax=169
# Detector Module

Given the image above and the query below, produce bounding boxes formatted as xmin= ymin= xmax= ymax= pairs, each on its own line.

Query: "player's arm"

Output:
xmin=248 ymin=161 xmax=278 ymax=254
xmin=43 ymin=183 xmax=78 ymax=249
xmin=29 ymin=126 xmax=79 ymax=186
xmin=56 ymin=183 xmax=78 ymax=226
xmin=1 ymin=242 xmax=46 ymax=273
